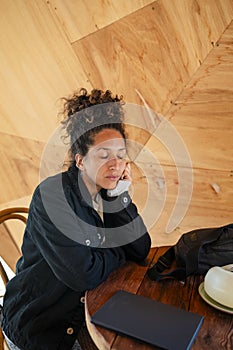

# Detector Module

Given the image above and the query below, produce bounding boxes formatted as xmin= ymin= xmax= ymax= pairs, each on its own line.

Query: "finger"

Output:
xmin=122 ymin=163 xmax=132 ymax=181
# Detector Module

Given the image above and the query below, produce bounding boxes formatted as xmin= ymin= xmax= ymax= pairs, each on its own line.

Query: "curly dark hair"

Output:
xmin=61 ymin=88 xmax=126 ymax=160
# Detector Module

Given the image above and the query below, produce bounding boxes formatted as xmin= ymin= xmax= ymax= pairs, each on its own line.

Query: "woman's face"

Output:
xmin=75 ymin=129 xmax=127 ymax=196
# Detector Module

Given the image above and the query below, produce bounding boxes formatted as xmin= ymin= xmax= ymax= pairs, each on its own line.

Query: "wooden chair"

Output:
xmin=0 ymin=207 xmax=98 ymax=350
xmin=0 ymin=207 xmax=29 ymax=350
xmin=0 ymin=207 xmax=28 ymax=285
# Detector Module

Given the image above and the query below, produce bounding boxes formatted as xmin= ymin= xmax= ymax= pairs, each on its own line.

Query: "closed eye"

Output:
xmin=117 ymin=150 xmax=127 ymax=160
xmin=96 ymin=149 xmax=109 ymax=159
xmin=96 ymin=148 xmax=127 ymax=160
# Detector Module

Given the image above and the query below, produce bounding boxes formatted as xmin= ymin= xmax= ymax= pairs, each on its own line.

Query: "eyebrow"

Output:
xmin=96 ymin=147 xmax=126 ymax=151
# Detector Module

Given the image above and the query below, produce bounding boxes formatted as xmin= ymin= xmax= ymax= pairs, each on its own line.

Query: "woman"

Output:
xmin=2 ymin=88 xmax=151 ymax=350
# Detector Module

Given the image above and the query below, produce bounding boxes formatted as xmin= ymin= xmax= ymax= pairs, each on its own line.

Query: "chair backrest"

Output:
xmin=0 ymin=207 xmax=28 ymax=224
xmin=0 ymin=207 xmax=28 ymax=285
xmin=0 ymin=207 xmax=28 ymax=350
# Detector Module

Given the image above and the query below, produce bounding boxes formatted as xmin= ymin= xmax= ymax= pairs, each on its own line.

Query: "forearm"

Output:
xmin=103 ymin=191 xmax=151 ymax=257
xmin=122 ymin=231 xmax=151 ymax=262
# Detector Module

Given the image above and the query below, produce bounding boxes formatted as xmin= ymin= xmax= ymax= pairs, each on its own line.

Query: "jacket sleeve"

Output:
xmin=24 ymin=183 xmax=127 ymax=292
xmin=102 ymin=190 xmax=151 ymax=261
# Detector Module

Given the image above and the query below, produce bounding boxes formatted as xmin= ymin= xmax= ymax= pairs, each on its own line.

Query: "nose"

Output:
xmin=108 ymin=157 xmax=119 ymax=170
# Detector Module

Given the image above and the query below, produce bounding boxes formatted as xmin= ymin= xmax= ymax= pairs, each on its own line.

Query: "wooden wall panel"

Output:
xmin=0 ymin=0 xmax=91 ymax=141
xmin=176 ymin=22 xmax=233 ymax=104
xmin=132 ymin=164 xmax=233 ymax=246
xmin=166 ymin=22 xmax=233 ymax=171
xmin=144 ymin=116 xmax=233 ymax=171
xmin=48 ymin=0 xmax=154 ymax=42
xmin=132 ymin=21 xmax=233 ymax=245
xmin=133 ymin=161 xmax=233 ymax=216
xmin=0 ymin=133 xmax=44 ymax=204
xmin=149 ymin=204 xmax=233 ymax=247
xmin=72 ymin=0 xmax=233 ymax=115
xmin=161 ymin=0 xmax=233 ymax=64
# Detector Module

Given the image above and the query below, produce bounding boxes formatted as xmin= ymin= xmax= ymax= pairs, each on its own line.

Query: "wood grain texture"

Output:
xmin=148 ymin=22 xmax=233 ymax=172
xmin=0 ymin=0 xmax=91 ymax=141
xmin=48 ymin=0 xmax=154 ymax=42
xmin=0 ymin=133 xmax=43 ymax=204
xmin=132 ymin=164 xmax=233 ymax=214
xmin=86 ymin=247 xmax=233 ymax=349
xmin=72 ymin=0 xmax=233 ymax=114
xmin=132 ymin=162 xmax=233 ymax=246
xmin=176 ymin=21 xmax=233 ymax=104
xmin=85 ymin=249 xmax=157 ymax=350
xmin=128 ymin=19 xmax=233 ymax=246
xmin=143 ymin=118 xmax=233 ymax=171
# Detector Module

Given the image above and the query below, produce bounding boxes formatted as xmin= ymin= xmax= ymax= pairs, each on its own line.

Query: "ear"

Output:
xmin=75 ymin=154 xmax=84 ymax=171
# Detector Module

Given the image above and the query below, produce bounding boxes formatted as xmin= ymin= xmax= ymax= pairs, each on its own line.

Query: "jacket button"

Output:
xmin=123 ymin=196 xmax=128 ymax=204
xmin=85 ymin=239 xmax=91 ymax=246
xmin=80 ymin=296 xmax=85 ymax=303
xmin=67 ymin=327 xmax=74 ymax=335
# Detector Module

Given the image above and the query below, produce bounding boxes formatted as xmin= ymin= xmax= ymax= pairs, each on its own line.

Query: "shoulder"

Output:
xmin=38 ymin=168 xmax=74 ymax=193
xmin=30 ymin=170 xmax=73 ymax=209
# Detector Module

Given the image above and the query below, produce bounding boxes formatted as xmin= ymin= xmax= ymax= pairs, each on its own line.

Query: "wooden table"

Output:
xmin=85 ymin=247 xmax=233 ymax=350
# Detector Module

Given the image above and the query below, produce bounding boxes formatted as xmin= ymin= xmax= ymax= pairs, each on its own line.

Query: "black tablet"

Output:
xmin=91 ymin=290 xmax=204 ymax=350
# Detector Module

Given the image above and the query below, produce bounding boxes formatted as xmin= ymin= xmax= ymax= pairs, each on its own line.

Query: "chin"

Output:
xmin=103 ymin=182 xmax=117 ymax=190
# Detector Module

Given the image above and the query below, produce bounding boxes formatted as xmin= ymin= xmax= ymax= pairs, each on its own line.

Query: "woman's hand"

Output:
xmin=107 ymin=163 xmax=132 ymax=197
xmin=121 ymin=162 xmax=132 ymax=182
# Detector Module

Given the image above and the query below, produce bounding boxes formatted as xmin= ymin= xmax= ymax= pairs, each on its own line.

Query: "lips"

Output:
xmin=106 ymin=175 xmax=119 ymax=181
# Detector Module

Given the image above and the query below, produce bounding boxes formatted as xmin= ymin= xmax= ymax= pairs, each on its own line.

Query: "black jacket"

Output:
xmin=2 ymin=164 xmax=151 ymax=350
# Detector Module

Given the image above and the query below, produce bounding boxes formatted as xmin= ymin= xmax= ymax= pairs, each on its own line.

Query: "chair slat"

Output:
xmin=0 ymin=207 xmax=28 ymax=350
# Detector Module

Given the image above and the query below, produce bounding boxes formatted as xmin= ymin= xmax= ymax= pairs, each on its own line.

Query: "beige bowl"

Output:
xmin=204 ymin=265 xmax=233 ymax=308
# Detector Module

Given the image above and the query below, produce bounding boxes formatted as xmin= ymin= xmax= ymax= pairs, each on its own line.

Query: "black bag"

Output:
xmin=147 ymin=224 xmax=233 ymax=282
